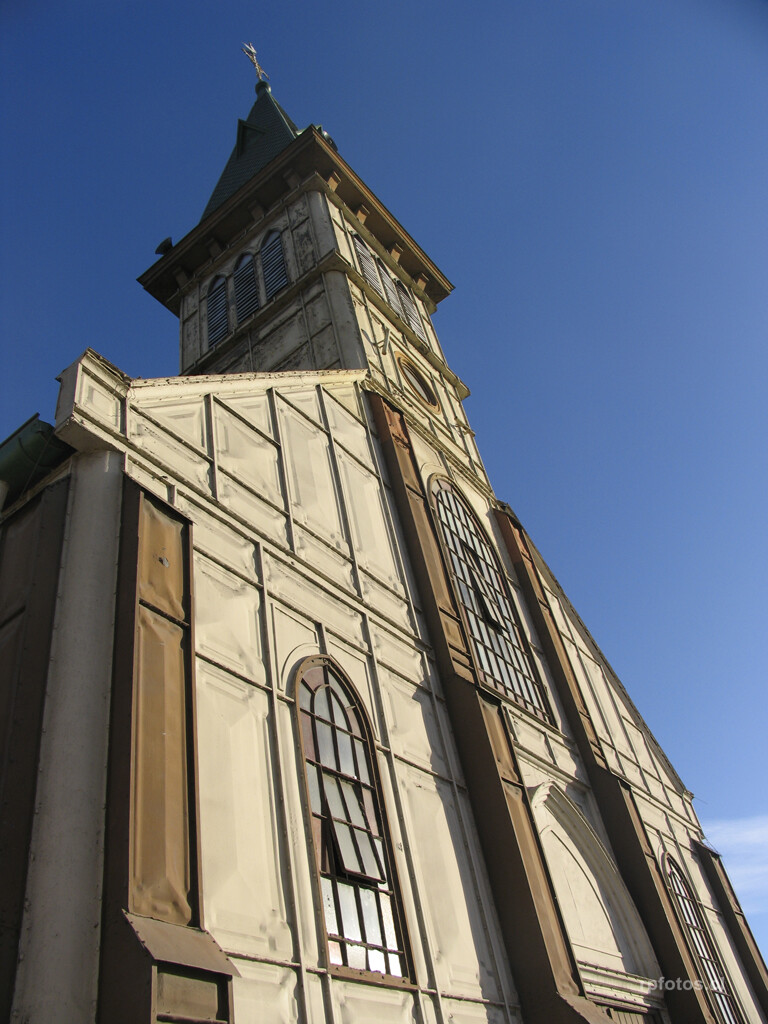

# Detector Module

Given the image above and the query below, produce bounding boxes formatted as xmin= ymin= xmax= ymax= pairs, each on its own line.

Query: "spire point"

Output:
xmin=242 ymin=43 xmax=269 ymax=85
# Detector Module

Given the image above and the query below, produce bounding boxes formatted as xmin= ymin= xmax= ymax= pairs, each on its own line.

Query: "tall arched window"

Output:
xmin=206 ymin=276 xmax=229 ymax=347
xmin=665 ymin=856 xmax=744 ymax=1024
xmin=261 ymin=230 xmax=288 ymax=300
xmin=233 ymin=253 xmax=260 ymax=323
xmin=432 ymin=480 xmax=551 ymax=721
xmin=296 ymin=657 xmax=409 ymax=979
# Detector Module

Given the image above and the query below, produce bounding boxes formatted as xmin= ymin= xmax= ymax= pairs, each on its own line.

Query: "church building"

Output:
xmin=2 ymin=58 xmax=767 ymax=1024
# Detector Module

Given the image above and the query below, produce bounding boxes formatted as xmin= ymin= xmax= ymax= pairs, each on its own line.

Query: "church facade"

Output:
xmin=2 ymin=73 xmax=767 ymax=1024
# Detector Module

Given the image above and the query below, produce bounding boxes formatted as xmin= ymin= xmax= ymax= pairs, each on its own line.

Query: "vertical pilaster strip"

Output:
xmin=369 ymin=392 xmax=609 ymax=1024
xmin=694 ymin=840 xmax=768 ymax=1018
xmin=494 ymin=505 xmax=716 ymax=1024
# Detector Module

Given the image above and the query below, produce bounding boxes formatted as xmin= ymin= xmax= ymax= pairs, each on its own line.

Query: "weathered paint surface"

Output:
xmin=52 ymin=351 xmax=522 ymax=1021
xmin=9 ymin=343 xmax=762 ymax=1024
xmin=10 ymin=452 xmax=123 ymax=1023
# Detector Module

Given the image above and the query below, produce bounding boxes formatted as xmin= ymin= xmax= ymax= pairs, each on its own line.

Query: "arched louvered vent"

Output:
xmin=396 ymin=282 xmax=426 ymax=342
xmin=233 ymin=254 xmax=260 ymax=323
xmin=376 ymin=259 xmax=402 ymax=315
xmin=206 ymin=276 xmax=229 ymax=347
xmin=353 ymin=235 xmax=384 ymax=297
xmin=261 ymin=230 xmax=288 ymax=300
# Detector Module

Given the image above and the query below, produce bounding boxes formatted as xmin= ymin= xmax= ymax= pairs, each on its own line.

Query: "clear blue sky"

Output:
xmin=2 ymin=0 xmax=767 ymax=956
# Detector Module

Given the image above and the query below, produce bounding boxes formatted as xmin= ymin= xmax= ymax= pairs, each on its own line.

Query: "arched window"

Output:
xmin=206 ymin=276 xmax=229 ymax=347
xmin=296 ymin=657 xmax=409 ymax=979
xmin=665 ymin=856 xmax=744 ymax=1024
xmin=261 ymin=230 xmax=288 ymax=300
xmin=233 ymin=254 xmax=260 ymax=323
xmin=432 ymin=480 xmax=551 ymax=721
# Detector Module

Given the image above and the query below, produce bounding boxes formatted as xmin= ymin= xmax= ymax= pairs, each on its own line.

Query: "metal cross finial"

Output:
xmin=242 ymin=43 xmax=269 ymax=81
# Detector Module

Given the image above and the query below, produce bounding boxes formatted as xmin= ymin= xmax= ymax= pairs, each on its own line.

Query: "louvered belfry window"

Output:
xmin=233 ymin=254 xmax=260 ymax=323
xmin=376 ymin=258 xmax=401 ymax=312
xmin=261 ymin=230 xmax=288 ymax=300
xmin=432 ymin=481 xmax=551 ymax=721
xmin=352 ymin=235 xmax=384 ymax=298
xmin=296 ymin=657 xmax=409 ymax=979
xmin=666 ymin=857 xmax=744 ymax=1024
xmin=395 ymin=281 xmax=427 ymax=342
xmin=206 ymin=276 xmax=229 ymax=347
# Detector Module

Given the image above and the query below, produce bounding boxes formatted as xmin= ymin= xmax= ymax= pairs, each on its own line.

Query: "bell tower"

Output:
xmin=133 ymin=54 xmax=768 ymax=1024
xmin=139 ymin=60 xmax=490 ymax=488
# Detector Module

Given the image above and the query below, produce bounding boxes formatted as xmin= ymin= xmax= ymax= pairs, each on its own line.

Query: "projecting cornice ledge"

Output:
xmin=139 ymin=128 xmax=453 ymax=313
xmin=54 ymin=349 xmax=132 ymax=455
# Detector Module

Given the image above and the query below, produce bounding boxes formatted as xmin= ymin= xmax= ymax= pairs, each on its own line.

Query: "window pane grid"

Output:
xmin=667 ymin=858 xmax=744 ymax=1024
xmin=299 ymin=664 xmax=407 ymax=978
xmin=434 ymin=486 xmax=551 ymax=721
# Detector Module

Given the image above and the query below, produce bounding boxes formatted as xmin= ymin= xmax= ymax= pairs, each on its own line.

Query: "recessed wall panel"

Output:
xmin=231 ymin=959 xmax=299 ymax=1023
xmin=195 ymin=554 xmax=265 ymax=683
xmin=397 ymin=764 xmax=502 ymax=1002
xmin=196 ymin=664 xmax=293 ymax=960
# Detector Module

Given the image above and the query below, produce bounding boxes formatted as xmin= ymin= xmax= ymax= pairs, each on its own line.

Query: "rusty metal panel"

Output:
xmin=138 ymin=497 xmax=186 ymax=622
xmin=0 ymin=480 xmax=69 ymax=1020
xmin=131 ymin=604 xmax=192 ymax=924
xmin=0 ymin=497 xmax=43 ymax=622
xmin=0 ymin=615 xmax=24 ymax=773
xmin=125 ymin=913 xmax=237 ymax=975
xmin=157 ymin=968 xmax=223 ymax=1020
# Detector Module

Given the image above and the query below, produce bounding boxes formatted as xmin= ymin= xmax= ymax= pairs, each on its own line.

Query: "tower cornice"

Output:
xmin=139 ymin=128 xmax=453 ymax=315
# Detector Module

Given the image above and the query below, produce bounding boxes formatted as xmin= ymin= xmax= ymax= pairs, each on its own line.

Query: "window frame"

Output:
xmin=294 ymin=655 xmax=413 ymax=985
xmin=663 ymin=853 xmax=745 ymax=1024
xmin=396 ymin=353 xmax=440 ymax=410
xmin=430 ymin=478 xmax=553 ymax=723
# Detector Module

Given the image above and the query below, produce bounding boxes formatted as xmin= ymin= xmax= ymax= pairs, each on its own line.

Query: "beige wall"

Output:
xmin=41 ymin=348 xmax=766 ymax=1023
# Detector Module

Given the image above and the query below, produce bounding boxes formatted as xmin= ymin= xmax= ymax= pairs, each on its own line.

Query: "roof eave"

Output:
xmin=138 ymin=128 xmax=453 ymax=315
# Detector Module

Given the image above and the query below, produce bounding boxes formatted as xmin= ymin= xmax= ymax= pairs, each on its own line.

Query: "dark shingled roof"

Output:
xmin=201 ymin=82 xmax=300 ymax=222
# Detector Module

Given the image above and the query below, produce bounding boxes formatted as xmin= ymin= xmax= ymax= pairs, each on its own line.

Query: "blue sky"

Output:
xmin=2 ymin=0 xmax=767 ymax=957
